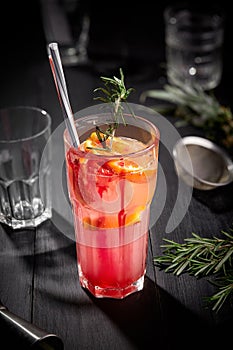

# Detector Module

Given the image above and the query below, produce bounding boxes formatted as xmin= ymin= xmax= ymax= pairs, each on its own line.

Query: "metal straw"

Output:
xmin=48 ymin=42 xmax=80 ymax=147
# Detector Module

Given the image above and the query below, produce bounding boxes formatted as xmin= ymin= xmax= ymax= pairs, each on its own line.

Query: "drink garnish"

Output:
xmin=83 ymin=205 xmax=145 ymax=229
xmin=87 ymin=68 xmax=135 ymax=152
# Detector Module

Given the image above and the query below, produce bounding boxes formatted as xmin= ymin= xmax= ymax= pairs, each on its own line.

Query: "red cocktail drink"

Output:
xmin=64 ymin=112 xmax=159 ymax=298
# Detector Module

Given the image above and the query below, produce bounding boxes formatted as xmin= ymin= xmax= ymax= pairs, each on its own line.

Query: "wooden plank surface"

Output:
xmin=0 ymin=225 xmax=35 ymax=321
xmin=1 ymin=2 xmax=233 ymax=348
xmin=31 ymin=217 xmax=165 ymax=349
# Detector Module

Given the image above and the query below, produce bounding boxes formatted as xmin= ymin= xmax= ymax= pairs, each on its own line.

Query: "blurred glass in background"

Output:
xmin=40 ymin=0 xmax=91 ymax=67
xmin=164 ymin=4 xmax=225 ymax=90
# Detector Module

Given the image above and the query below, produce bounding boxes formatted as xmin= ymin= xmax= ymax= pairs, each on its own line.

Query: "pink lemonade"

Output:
xmin=64 ymin=116 xmax=159 ymax=298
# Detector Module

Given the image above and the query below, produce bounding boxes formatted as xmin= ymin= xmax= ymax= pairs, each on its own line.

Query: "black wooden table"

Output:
xmin=1 ymin=2 xmax=233 ymax=349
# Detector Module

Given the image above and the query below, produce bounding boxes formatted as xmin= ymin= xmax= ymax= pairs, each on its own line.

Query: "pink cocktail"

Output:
xmin=64 ymin=112 xmax=159 ymax=298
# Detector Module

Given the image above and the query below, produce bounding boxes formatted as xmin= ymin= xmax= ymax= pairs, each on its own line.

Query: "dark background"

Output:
xmin=0 ymin=0 xmax=232 ymax=139
xmin=1 ymin=0 xmax=232 ymax=101
xmin=0 ymin=2 xmax=233 ymax=349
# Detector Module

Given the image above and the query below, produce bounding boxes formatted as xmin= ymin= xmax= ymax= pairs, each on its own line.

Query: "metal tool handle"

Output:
xmin=0 ymin=304 xmax=64 ymax=349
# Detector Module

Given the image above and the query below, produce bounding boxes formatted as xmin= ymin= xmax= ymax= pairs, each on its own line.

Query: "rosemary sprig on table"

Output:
xmin=140 ymin=83 xmax=233 ymax=150
xmin=91 ymin=68 xmax=134 ymax=150
xmin=154 ymin=229 xmax=233 ymax=312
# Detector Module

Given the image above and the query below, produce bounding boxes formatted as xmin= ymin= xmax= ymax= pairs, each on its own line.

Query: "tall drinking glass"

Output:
xmin=0 ymin=106 xmax=52 ymax=229
xmin=40 ymin=0 xmax=91 ymax=67
xmin=164 ymin=4 xmax=225 ymax=90
xmin=63 ymin=108 xmax=159 ymax=298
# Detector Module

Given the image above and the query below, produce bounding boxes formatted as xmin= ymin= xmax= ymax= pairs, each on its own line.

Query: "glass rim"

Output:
xmin=164 ymin=3 xmax=225 ymax=24
xmin=0 ymin=106 xmax=51 ymax=143
xmin=64 ymin=113 xmax=160 ymax=159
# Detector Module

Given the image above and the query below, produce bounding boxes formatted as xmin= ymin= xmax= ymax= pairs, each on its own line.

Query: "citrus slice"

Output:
xmin=67 ymin=134 xmax=156 ymax=211
xmin=80 ymin=133 xmax=147 ymax=155
xmin=105 ymin=159 xmax=149 ymax=183
xmin=81 ymin=137 xmax=101 ymax=153
xmin=83 ymin=205 xmax=145 ymax=229
xmin=80 ymin=131 xmax=112 ymax=154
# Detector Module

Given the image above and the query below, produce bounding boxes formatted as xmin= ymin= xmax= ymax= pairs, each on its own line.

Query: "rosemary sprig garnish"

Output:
xmin=91 ymin=68 xmax=135 ymax=150
xmin=140 ymin=82 xmax=233 ymax=150
xmin=154 ymin=229 xmax=233 ymax=312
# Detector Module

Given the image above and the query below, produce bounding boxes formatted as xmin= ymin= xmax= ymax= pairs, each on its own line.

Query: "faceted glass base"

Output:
xmin=79 ymin=272 xmax=145 ymax=299
xmin=0 ymin=208 xmax=52 ymax=229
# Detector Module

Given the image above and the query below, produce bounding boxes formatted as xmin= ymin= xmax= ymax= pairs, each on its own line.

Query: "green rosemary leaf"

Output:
xmin=175 ymin=260 xmax=190 ymax=275
xmin=91 ymin=68 xmax=134 ymax=151
xmin=154 ymin=229 xmax=233 ymax=312
xmin=214 ymin=247 xmax=233 ymax=273
xmin=206 ymin=272 xmax=233 ymax=312
xmin=140 ymin=81 xmax=233 ymax=149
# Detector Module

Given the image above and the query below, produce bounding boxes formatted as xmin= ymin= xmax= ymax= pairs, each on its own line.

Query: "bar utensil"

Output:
xmin=0 ymin=302 xmax=64 ymax=349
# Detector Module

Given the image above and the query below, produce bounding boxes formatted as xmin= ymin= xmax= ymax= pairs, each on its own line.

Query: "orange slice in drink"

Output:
xmin=83 ymin=205 xmax=145 ymax=229
xmin=105 ymin=159 xmax=150 ymax=183
xmin=69 ymin=133 xmax=156 ymax=210
xmin=81 ymin=131 xmax=112 ymax=154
